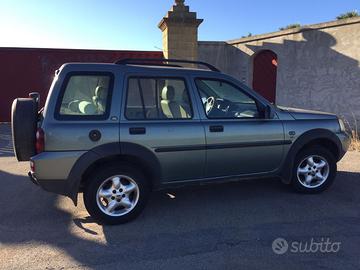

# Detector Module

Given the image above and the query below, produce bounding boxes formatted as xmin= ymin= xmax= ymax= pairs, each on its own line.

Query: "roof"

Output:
xmin=60 ymin=62 xmax=220 ymax=76
xmin=59 ymin=58 xmax=221 ymax=75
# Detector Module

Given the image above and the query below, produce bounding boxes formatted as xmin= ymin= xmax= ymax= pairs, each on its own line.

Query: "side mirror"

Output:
xmin=264 ymin=104 xmax=275 ymax=119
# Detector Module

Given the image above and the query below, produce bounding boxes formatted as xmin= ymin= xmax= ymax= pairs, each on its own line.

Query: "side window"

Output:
xmin=195 ymin=79 xmax=260 ymax=119
xmin=125 ymin=77 xmax=192 ymax=120
xmin=57 ymin=74 xmax=112 ymax=119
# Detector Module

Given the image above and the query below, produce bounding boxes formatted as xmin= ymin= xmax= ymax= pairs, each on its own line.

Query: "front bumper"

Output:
xmin=337 ymin=131 xmax=351 ymax=160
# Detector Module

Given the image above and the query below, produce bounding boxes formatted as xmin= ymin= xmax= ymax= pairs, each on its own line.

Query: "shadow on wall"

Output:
xmin=245 ymin=28 xmax=360 ymax=126
xmin=199 ymin=28 xmax=360 ymax=126
xmin=197 ymin=41 xmax=248 ymax=81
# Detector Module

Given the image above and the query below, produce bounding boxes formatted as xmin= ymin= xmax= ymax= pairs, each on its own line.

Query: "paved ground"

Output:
xmin=1 ymin=123 xmax=360 ymax=270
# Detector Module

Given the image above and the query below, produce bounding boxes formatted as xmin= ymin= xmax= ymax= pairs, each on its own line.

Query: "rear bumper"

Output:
xmin=30 ymin=151 xmax=85 ymax=180
xmin=28 ymin=171 xmax=68 ymax=197
xmin=29 ymin=151 xmax=86 ymax=204
xmin=28 ymin=171 xmax=39 ymax=186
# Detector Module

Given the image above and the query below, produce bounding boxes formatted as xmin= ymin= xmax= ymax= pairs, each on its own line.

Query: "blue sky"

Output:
xmin=0 ymin=0 xmax=359 ymax=51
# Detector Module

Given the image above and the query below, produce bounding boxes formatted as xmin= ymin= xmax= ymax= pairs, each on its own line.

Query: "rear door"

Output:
xmin=192 ymin=77 xmax=285 ymax=178
xmin=120 ymin=74 xmax=206 ymax=182
xmin=45 ymin=70 xmax=121 ymax=152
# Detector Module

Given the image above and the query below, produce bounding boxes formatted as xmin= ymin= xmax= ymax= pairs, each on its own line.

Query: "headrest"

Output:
xmin=161 ymin=86 xmax=175 ymax=101
xmin=95 ymin=86 xmax=107 ymax=99
xmin=78 ymin=101 xmax=96 ymax=115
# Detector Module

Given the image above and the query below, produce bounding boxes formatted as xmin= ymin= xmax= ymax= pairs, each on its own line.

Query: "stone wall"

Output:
xmin=198 ymin=41 xmax=243 ymax=79
xmin=199 ymin=17 xmax=360 ymax=125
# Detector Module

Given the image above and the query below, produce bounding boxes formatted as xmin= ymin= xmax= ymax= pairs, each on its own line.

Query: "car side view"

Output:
xmin=11 ymin=59 xmax=350 ymax=224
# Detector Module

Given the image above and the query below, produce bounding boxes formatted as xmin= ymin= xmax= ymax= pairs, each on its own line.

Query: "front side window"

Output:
xmin=125 ymin=77 xmax=192 ymax=120
xmin=57 ymin=74 xmax=112 ymax=119
xmin=195 ymin=79 xmax=260 ymax=119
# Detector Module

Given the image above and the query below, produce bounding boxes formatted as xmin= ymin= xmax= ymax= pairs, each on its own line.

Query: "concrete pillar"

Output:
xmin=158 ymin=0 xmax=203 ymax=61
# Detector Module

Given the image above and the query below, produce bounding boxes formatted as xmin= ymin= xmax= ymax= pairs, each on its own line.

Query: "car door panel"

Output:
xmin=120 ymin=121 xmax=205 ymax=181
xmin=204 ymin=119 xmax=285 ymax=177
xmin=120 ymin=74 xmax=206 ymax=183
xmin=191 ymin=77 xmax=285 ymax=178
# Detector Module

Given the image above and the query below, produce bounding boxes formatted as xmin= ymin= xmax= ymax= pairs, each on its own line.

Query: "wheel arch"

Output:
xmin=280 ymin=128 xmax=341 ymax=184
xmin=66 ymin=142 xmax=161 ymax=205
xmin=81 ymin=154 xmax=156 ymax=189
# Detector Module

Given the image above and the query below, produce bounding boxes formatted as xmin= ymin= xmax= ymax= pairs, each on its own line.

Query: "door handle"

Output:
xmin=129 ymin=127 xmax=146 ymax=135
xmin=209 ymin=125 xmax=224 ymax=132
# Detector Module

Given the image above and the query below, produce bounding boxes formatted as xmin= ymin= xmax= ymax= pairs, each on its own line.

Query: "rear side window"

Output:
xmin=56 ymin=73 xmax=113 ymax=120
xmin=125 ymin=77 xmax=192 ymax=120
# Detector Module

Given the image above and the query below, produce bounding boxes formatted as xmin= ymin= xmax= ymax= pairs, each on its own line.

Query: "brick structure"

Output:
xmin=158 ymin=0 xmax=203 ymax=61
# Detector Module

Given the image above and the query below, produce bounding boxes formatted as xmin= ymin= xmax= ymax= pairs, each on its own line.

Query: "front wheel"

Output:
xmin=291 ymin=146 xmax=337 ymax=193
xmin=83 ymin=165 xmax=150 ymax=225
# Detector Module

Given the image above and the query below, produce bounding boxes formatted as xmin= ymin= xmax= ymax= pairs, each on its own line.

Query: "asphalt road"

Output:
xmin=1 ymin=123 xmax=360 ymax=270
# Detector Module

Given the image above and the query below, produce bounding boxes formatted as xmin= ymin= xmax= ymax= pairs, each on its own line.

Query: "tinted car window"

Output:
xmin=195 ymin=79 xmax=260 ymax=119
xmin=126 ymin=77 xmax=192 ymax=120
xmin=59 ymin=75 xmax=111 ymax=117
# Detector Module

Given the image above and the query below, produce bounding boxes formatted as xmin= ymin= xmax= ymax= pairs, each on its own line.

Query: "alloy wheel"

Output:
xmin=296 ymin=155 xmax=330 ymax=189
xmin=96 ymin=175 xmax=140 ymax=217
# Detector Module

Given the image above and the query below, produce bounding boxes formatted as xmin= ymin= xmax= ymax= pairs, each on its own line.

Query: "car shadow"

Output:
xmin=1 ymin=166 xmax=360 ymax=269
xmin=0 ymin=123 xmax=13 ymax=157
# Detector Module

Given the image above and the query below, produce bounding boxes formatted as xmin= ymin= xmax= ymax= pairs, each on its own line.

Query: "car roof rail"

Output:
xmin=115 ymin=58 xmax=220 ymax=72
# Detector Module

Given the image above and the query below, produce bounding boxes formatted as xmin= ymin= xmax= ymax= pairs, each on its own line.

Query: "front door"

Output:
xmin=120 ymin=75 xmax=206 ymax=182
xmin=194 ymin=78 xmax=284 ymax=178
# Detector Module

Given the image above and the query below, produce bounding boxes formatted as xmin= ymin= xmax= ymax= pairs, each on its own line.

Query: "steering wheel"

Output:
xmin=205 ymin=96 xmax=216 ymax=115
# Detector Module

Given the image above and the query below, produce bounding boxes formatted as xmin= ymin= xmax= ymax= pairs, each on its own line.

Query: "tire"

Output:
xmin=291 ymin=146 xmax=337 ymax=193
xmin=83 ymin=165 xmax=150 ymax=225
xmin=11 ymin=98 xmax=38 ymax=161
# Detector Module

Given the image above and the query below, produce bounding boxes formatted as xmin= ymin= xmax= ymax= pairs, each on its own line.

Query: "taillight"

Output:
xmin=30 ymin=160 xmax=35 ymax=173
xmin=36 ymin=128 xmax=45 ymax=154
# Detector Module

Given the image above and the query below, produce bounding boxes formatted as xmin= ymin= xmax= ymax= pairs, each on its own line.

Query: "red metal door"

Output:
xmin=252 ymin=50 xmax=277 ymax=103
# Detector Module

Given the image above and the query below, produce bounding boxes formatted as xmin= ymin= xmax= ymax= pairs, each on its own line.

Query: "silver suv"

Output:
xmin=11 ymin=59 xmax=350 ymax=224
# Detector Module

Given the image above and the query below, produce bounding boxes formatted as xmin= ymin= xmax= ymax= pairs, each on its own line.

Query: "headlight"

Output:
xmin=338 ymin=118 xmax=346 ymax=132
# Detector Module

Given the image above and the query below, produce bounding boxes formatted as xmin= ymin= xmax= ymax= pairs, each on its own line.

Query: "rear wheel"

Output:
xmin=83 ymin=165 xmax=150 ymax=225
xmin=291 ymin=146 xmax=337 ymax=193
